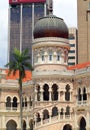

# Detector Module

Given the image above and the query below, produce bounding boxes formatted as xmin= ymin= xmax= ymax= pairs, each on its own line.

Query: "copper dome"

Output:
xmin=34 ymin=14 xmax=68 ymax=39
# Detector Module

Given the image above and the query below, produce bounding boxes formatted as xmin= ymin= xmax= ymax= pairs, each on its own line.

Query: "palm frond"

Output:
xmin=5 ymin=48 xmax=33 ymax=79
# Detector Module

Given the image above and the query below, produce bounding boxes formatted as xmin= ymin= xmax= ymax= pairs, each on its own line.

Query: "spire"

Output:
xmin=46 ymin=0 xmax=53 ymax=14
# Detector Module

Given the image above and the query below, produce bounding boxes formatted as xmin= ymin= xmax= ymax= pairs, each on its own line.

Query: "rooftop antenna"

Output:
xmin=46 ymin=0 xmax=53 ymax=14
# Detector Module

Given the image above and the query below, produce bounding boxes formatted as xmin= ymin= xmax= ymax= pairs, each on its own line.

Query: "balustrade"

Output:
xmin=34 ymin=113 xmax=72 ymax=128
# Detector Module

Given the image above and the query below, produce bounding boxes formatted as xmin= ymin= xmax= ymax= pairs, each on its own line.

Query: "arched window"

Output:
xmin=57 ymin=52 xmax=60 ymax=61
xmin=12 ymin=97 xmax=17 ymax=110
xmin=78 ymin=88 xmax=81 ymax=101
xmin=51 ymin=84 xmax=58 ymax=101
xmin=30 ymin=96 xmax=32 ymax=107
xmin=52 ymin=106 xmax=58 ymax=117
xmin=65 ymin=106 xmax=70 ymax=115
xmin=48 ymin=51 xmax=53 ymax=61
xmin=60 ymin=108 xmax=64 ymax=115
xmin=43 ymin=109 xmax=49 ymax=120
xmin=79 ymin=117 xmax=86 ymax=130
xmin=41 ymin=51 xmax=45 ymax=61
xmin=25 ymin=97 xmax=27 ymax=107
xmin=6 ymin=96 xmax=11 ymax=109
xmin=83 ymin=87 xmax=87 ymax=101
xmin=43 ymin=84 xmax=49 ymax=101
xmin=6 ymin=120 xmax=17 ymax=130
xmin=34 ymin=51 xmax=38 ymax=63
xmin=63 ymin=124 xmax=72 ymax=130
xmin=36 ymin=85 xmax=41 ymax=101
xmin=22 ymin=97 xmax=24 ymax=107
xmin=23 ymin=120 xmax=26 ymax=130
xmin=65 ymin=84 xmax=70 ymax=101
xmin=36 ymin=113 xmax=41 ymax=122
xmin=29 ymin=119 xmax=33 ymax=130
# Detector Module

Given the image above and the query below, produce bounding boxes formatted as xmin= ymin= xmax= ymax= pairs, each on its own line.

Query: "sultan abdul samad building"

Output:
xmin=0 ymin=11 xmax=90 ymax=130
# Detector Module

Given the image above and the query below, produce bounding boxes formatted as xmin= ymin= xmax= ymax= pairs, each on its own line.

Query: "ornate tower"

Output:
xmin=33 ymin=14 xmax=69 ymax=72
xmin=32 ymin=14 xmax=73 ymax=130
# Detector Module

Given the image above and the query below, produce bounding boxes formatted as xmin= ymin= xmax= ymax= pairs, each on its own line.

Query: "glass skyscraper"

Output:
xmin=8 ymin=0 xmax=49 ymax=64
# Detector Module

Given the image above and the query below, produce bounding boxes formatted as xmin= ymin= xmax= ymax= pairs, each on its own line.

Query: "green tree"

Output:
xmin=5 ymin=48 xmax=33 ymax=130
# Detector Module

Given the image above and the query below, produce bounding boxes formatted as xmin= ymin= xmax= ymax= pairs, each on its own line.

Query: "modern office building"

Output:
xmin=77 ymin=0 xmax=90 ymax=63
xmin=1 ymin=13 xmax=90 ymax=130
xmin=8 ymin=0 xmax=52 ymax=64
xmin=68 ymin=27 xmax=78 ymax=66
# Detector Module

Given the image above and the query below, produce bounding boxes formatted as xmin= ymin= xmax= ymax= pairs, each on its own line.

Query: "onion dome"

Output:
xmin=34 ymin=14 xmax=68 ymax=39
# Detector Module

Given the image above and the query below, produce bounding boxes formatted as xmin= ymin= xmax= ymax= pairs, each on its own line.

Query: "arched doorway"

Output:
xmin=51 ymin=84 xmax=58 ymax=101
xmin=23 ymin=120 xmax=26 ymax=130
xmin=63 ymin=124 xmax=72 ymax=130
xmin=65 ymin=84 xmax=70 ymax=101
xmin=79 ymin=117 xmax=86 ymax=130
xmin=43 ymin=109 xmax=49 ymax=120
xmin=6 ymin=120 xmax=17 ymax=130
xmin=29 ymin=119 xmax=33 ymax=130
xmin=52 ymin=106 xmax=58 ymax=117
xmin=43 ymin=84 xmax=49 ymax=101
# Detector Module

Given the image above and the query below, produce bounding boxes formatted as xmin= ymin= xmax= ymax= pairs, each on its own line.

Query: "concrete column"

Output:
xmin=35 ymin=88 xmax=37 ymax=101
xmin=49 ymin=86 xmax=52 ymax=101
xmin=49 ymin=111 xmax=52 ymax=123
xmin=2 ymin=116 xmax=5 ymax=128
xmin=74 ymin=111 xmax=77 ymax=127
xmin=87 ymin=112 xmax=90 ymax=127
xmin=40 ymin=114 xmax=43 ymax=126
xmin=70 ymin=90 xmax=72 ymax=101
xmin=27 ymin=116 xmax=29 ymax=129
xmin=63 ymin=112 xmax=65 ymax=120
xmin=63 ymin=91 xmax=65 ymax=101
xmin=40 ymin=87 xmax=43 ymax=101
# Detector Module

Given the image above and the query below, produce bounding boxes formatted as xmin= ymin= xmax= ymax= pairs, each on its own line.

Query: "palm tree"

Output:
xmin=5 ymin=48 xmax=33 ymax=130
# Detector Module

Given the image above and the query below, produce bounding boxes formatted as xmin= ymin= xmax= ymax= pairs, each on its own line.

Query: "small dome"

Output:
xmin=34 ymin=14 xmax=68 ymax=39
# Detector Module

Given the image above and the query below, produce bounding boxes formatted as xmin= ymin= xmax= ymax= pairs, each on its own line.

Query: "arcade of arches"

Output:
xmin=6 ymin=117 xmax=86 ymax=130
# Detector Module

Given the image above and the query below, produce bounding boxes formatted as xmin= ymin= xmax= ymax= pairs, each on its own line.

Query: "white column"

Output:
xmin=35 ymin=87 xmax=37 ymax=101
xmin=49 ymin=111 xmax=52 ymax=123
xmin=74 ymin=111 xmax=77 ymax=127
xmin=63 ymin=91 xmax=65 ymax=101
xmin=58 ymin=109 xmax=60 ymax=120
xmin=49 ymin=86 xmax=52 ymax=101
xmin=27 ymin=97 xmax=29 ymax=110
xmin=2 ymin=116 xmax=5 ymax=128
xmin=27 ymin=116 xmax=29 ymax=129
xmin=63 ymin=112 xmax=65 ymax=120
xmin=87 ymin=111 xmax=89 ymax=127
xmin=40 ymin=88 xmax=43 ymax=101
xmin=81 ymin=91 xmax=83 ymax=104
xmin=40 ymin=114 xmax=43 ymax=125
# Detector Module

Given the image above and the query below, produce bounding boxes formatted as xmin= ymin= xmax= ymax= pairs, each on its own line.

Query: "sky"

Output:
xmin=0 ymin=0 xmax=77 ymax=68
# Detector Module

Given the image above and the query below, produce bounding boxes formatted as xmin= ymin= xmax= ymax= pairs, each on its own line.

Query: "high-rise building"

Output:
xmin=8 ymin=0 xmax=52 ymax=64
xmin=68 ymin=27 xmax=78 ymax=66
xmin=77 ymin=0 xmax=90 ymax=63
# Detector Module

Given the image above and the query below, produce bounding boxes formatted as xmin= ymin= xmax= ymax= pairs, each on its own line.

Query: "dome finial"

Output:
xmin=47 ymin=0 xmax=53 ymax=14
